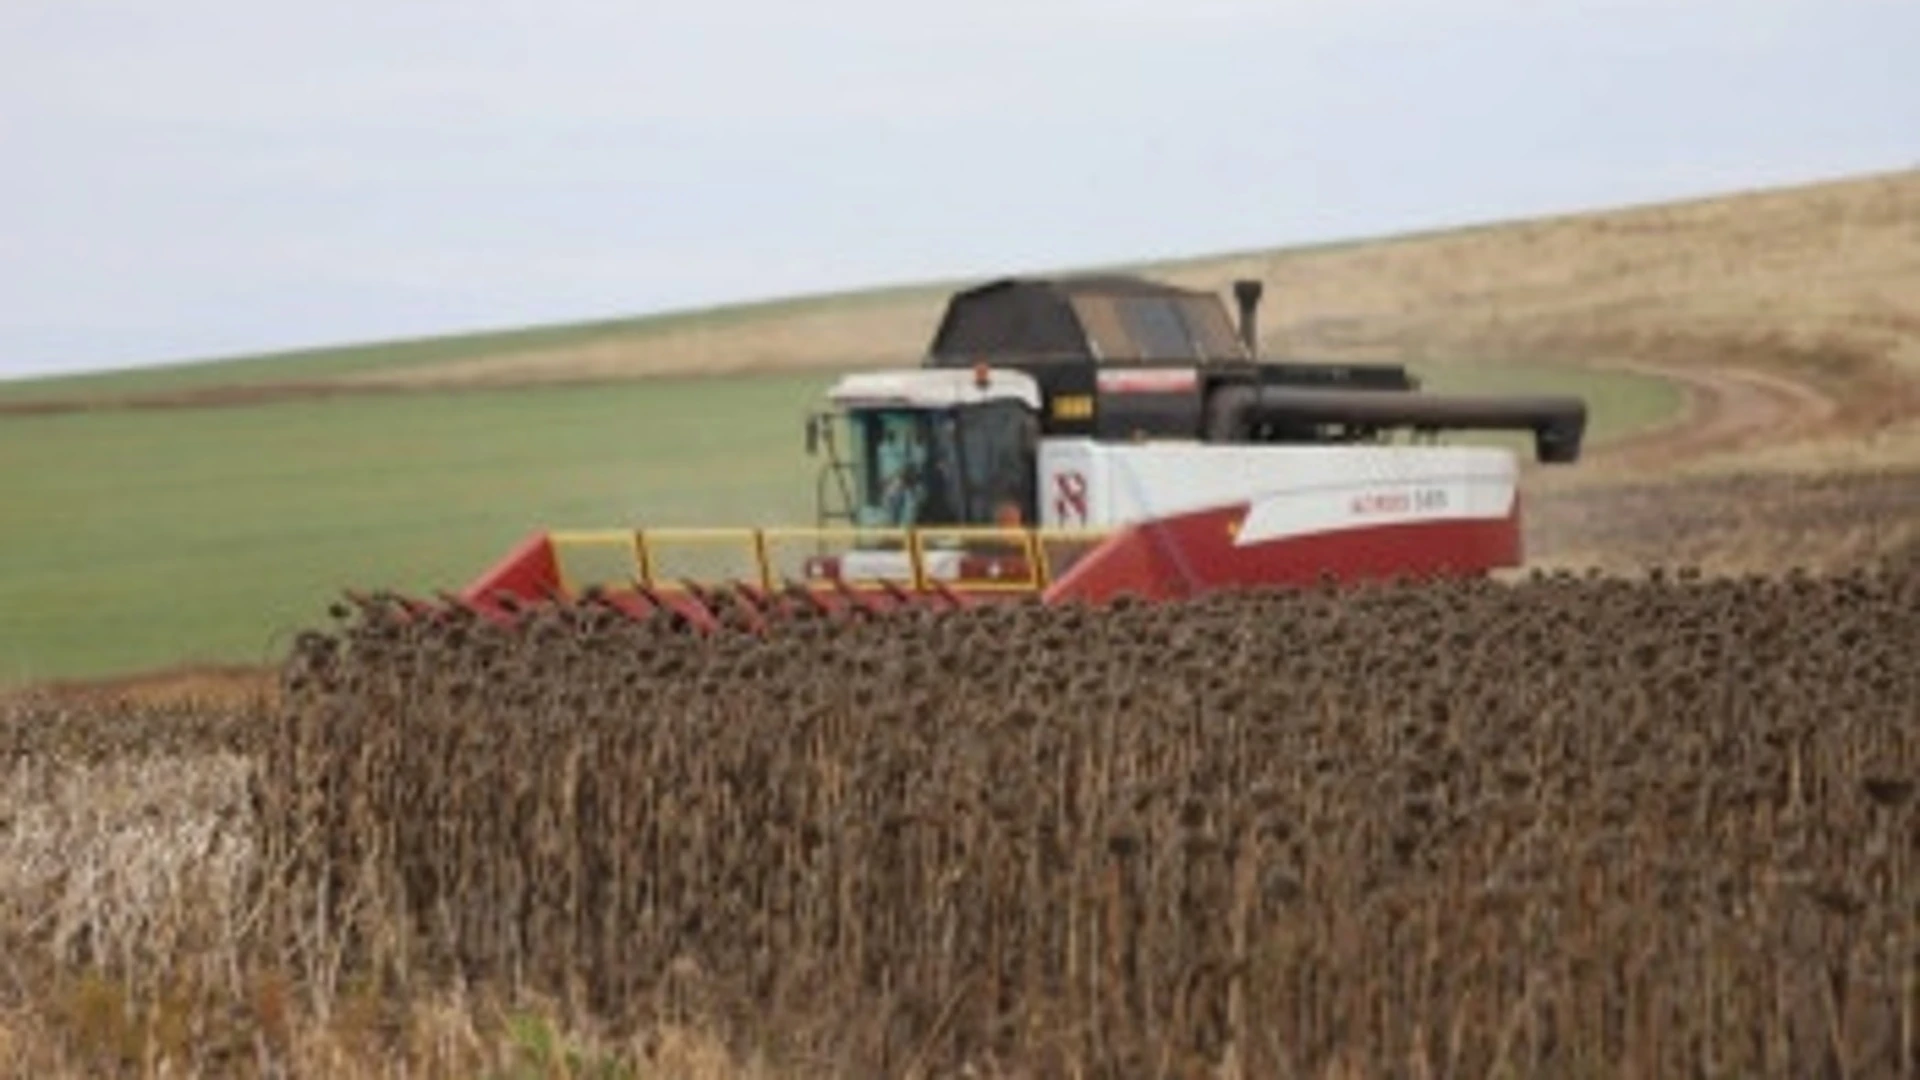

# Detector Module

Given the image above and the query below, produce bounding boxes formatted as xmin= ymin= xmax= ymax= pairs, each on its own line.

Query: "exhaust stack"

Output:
xmin=1233 ymin=279 xmax=1264 ymax=357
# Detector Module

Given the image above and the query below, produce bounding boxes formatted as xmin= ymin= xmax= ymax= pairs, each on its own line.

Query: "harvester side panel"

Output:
xmin=1042 ymin=497 xmax=1522 ymax=605
xmin=1035 ymin=438 xmax=1523 ymax=602
xmin=1036 ymin=439 xmax=1519 ymax=531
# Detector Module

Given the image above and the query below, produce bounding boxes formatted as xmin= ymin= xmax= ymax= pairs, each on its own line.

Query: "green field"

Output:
xmin=0 ymin=375 xmax=837 ymax=682
xmin=0 ymin=361 xmax=1678 ymax=683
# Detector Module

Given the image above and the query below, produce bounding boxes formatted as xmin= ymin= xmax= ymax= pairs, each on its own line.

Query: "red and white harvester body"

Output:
xmin=445 ymin=277 xmax=1585 ymax=630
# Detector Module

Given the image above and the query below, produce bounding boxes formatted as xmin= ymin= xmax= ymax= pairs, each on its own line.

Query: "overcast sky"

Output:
xmin=1 ymin=1 xmax=1914 ymax=379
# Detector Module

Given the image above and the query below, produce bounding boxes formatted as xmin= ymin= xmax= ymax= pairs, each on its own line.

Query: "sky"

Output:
xmin=0 ymin=1 xmax=1914 ymax=379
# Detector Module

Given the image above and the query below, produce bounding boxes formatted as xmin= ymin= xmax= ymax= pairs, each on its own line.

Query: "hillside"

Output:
xmin=9 ymin=169 xmax=1917 ymax=473
xmin=342 ymin=169 xmax=1920 ymax=404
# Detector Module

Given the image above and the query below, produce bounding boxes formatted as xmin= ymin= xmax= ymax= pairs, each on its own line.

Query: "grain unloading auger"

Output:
xmin=383 ymin=276 xmax=1587 ymax=632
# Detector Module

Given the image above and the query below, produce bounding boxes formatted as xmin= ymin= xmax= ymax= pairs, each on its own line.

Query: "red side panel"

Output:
xmin=1040 ymin=523 xmax=1184 ymax=605
xmin=1044 ymin=499 xmax=1523 ymax=605
xmin=461 ymin=532 xmax=561 ymax=603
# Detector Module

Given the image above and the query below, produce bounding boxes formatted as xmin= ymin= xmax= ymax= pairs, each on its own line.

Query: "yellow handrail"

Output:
xmin=637 ymin=528 xmax=770 ymax=592
xmin=1029 ymin=527 xmax=1113 ymax=586
xmin=759 ymin=526 xmax=916 ymax=590
xmin=910 ymin=527 xmax=1040 ymax=593
xmin=547 ymin=529 xmax=646 ymax=595
xmin=546 ymin=525 xmax=1116 ymax=595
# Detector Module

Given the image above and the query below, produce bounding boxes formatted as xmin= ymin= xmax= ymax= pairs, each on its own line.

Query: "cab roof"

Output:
xmin=827 ymin=368 xmax=1042 ymax=411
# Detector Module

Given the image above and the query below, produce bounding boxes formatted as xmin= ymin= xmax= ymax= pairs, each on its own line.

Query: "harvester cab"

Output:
xmin=448 ymin=274 xmax=1592 ymax=628
xmin=808 ymin=367 xmax=1042 ymax=530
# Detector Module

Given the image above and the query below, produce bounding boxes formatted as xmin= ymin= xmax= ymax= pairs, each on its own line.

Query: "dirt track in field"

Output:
xmin=1570 ymin=359 xmax=1839 ymax=475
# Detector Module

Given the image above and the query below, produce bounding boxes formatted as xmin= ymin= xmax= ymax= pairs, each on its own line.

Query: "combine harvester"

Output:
xmin=429 ymin=276 xmax=1587 ymax=630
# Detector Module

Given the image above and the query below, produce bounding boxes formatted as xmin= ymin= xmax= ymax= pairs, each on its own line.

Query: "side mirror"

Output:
xmin=805 ymin=415 xmax=819 ymax=456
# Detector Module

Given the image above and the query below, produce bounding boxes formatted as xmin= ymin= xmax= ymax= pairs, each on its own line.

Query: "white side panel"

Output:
xmin=1036 ymin=438 xmax=1517 ymax=539
xmin=1037 ymin=440 xmax=1109 ymax=528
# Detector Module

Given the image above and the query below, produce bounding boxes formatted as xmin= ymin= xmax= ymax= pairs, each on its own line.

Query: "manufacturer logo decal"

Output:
xmin=1348 ymin=487 xmax=1450 ymax=517
xmin=1052 ymin=470 xmax=1089 ymax=525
